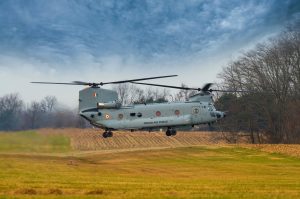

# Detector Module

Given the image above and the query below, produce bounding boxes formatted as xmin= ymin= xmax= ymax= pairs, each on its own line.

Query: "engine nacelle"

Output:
xmin=97 ymin=101 xmax=121 ymax=109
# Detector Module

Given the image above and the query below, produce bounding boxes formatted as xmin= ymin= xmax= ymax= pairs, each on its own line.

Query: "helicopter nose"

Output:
xmin=214 ymin=111 xmax=226 ymax=119
xmin=223 ymin=112 xmax=226 ymax=118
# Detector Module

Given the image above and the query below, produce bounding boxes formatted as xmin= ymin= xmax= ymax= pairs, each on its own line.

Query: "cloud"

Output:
xmin=0 ymin=0 xmax=298 ymax=65
xmin=0 ymin=0 xmax=299 ymax=106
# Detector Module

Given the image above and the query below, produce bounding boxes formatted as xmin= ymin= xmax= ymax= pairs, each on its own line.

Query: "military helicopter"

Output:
xmin=31 ymin=75 xmax=241 ymax=138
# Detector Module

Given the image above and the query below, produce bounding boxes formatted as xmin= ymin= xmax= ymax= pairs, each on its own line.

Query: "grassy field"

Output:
xmin=0 ymin=130 xmax=300 ymax=198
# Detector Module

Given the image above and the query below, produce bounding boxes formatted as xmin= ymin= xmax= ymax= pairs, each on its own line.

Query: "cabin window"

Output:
xmin=175 ymin=110 xmax=180 ymax=116
xmin=118 ymin=114 xmax=123 ymax=119
xmin=137 ymin=112 xmax=142 ymax=117
xmin=90 ymin=114 xmax=95 ymax=118
xmin=98 ymin=112 xmax=102 ymax=116
xmin=156 ymin=111 xmax=161 ymax=117
xmin=193 ymin=108 xmax=199 ymax=114
xmin=105 ymin=114 xmax=110 ymax=119
xmin=130 ymin=113 xmax=136 ymax=117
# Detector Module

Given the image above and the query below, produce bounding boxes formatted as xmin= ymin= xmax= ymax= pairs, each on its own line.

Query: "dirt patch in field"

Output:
xmin=35 ymin=129 xmax=300 ymax=158
xmin=38 ymin=128 xmax=248 ymax=151
xmin=240 ymin=144 xmax=300 ymax=158
xmin=14 ymin=188 xmax=37 ymax=195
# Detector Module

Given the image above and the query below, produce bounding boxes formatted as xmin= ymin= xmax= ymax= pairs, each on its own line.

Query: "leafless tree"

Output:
xmin=217 ymin=22 xmax=300 ymax=143
xmin=41 ymin=96 xmax=57 ymax=112
xmin=0 ymin=93 xmax=23 ymax=130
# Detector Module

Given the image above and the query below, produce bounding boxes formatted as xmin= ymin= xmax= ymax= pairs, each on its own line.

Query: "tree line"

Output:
xmin=216 ymin=22 xmax=300 ymax=143
xmin=0 ymin=86 xmax=196 ymax=131
xmin=0 ymin=94 xmax=89 ymax=131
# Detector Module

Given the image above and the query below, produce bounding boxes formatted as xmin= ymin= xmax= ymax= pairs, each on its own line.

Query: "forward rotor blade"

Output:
xmin=131 ymin=82 xmax=200 ymax=90
xmin=72 ymin=81 xmax=90 ymax=85
xmin=31 ymin=82 xmax=83 ymax=85
xmin=101 ymin=75 xmax=178 ymax=85
xmin=31 ymin=75 xmax=178 ymax=87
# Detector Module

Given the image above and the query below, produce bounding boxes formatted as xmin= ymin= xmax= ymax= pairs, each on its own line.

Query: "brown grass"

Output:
xmin=37 ymin=128 xmax=250 ymax=151
xmin=241 ymin=144 xmax=300 ymax=158
xmin=85 ymin=189 xmax=104 ymax=195
xmin=14 ymin=188 xmax=37 ymax=195
xmin=46 ymin=188 xmax=63 ymax=195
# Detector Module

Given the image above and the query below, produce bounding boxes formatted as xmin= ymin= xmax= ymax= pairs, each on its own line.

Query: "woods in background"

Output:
xmin=0 ymin=94 xmax=88 ymax=131
xmin=216 ymin=22 xmax=300 ymax=143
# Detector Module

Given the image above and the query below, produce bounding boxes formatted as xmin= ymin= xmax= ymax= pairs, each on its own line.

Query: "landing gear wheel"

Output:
xmin=103 ymin=131 xmax=113 ymax=138
xmin=102 ymin=131 xmax=108 ymax=138
xmin=107 ymin=131 xmax=113 ymax=137
xmin=166 ymin=129 xmax=172 ymax=136
xmin=166 ymin=128 xmax=176 ymax=136
xmin=171 ymin=129 xmax=177 ymax=136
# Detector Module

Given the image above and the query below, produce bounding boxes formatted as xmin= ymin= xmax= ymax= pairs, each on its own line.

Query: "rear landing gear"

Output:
xmin=103 ymin=130 xmax=113 ymax=138
xmin=166 ymin=128 xmax=177 ymax=136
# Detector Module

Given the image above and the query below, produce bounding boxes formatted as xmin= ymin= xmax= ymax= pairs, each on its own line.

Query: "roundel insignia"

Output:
xmin=156 ymin=111 xmax=161 ymax=117
xmin=105 ymin=114 xmax=110 ymax=120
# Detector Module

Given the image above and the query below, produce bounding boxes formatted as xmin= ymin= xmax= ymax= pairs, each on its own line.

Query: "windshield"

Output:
xmin=208 ymin=104 xmax=215 ymax=111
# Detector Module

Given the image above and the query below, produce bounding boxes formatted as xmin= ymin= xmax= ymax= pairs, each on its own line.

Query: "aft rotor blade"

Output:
xmin=209 ymin=89 xmax=248 ymax=92
xmin=101 ymin=75 xmax=178 ymax=85
xmin=131 ymin=82 xmax=200 ymax=90
xmin=31 ymin=82 xmax=84 ymax=85
xmin=202 ymin=83 xmax=213 ymax=91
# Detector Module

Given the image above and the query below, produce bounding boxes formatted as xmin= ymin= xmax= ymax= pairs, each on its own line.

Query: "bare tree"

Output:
xmin=112 ymin=83 xmax=130 ymax=105
xmin=0 ymin=93 xmax=23 ymax=130
xmin=217 ymin=22 xmax=300 ymax=143
xmin=41 ymin=96 xmax=57 ymax=112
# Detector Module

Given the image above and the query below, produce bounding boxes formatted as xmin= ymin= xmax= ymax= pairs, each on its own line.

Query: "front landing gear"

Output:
xmin=166 ymin=128 xmax=177 ymax=136
xmin=103 ymin=130 xmax=113 ymax=138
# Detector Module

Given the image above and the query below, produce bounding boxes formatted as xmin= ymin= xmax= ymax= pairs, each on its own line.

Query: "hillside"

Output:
xmin=37 ymin=128 xmax=238 ymax=151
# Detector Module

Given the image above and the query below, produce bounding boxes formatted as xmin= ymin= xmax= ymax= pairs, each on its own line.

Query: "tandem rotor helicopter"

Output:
xmin=31 ymin=75 xmax=242 ymax=138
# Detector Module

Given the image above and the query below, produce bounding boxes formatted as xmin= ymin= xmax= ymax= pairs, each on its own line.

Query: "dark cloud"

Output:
xmin=0 ymin=0 xmax=299 ymax=68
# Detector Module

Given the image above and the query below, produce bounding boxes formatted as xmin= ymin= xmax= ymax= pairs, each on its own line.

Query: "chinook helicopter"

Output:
xmin=31 ymin=75 xmax=240 ymax=138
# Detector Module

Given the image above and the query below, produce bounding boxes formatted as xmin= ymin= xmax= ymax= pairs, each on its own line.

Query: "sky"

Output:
xmin=0 ymin=0 xmax=299 ymax=107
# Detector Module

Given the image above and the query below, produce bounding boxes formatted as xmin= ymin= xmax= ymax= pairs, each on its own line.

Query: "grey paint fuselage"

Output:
xmin=78 ymin=87 xmax=225 ymax=131
xmin=81 ymin=101 xmax=220 ymax=130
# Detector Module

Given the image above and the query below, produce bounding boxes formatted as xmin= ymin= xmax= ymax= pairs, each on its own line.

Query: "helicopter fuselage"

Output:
xmin=80 ymin=101 xmax=225 ymax=131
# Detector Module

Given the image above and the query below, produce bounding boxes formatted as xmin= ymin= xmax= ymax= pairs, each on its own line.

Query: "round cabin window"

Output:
xmin=137 ymin=112 xmax=142 ymax=117
xmin=175 ymin=110 xmax=180 ymax=116
xmin=118 ymin=114 xmax=123 ymax=119
xmin=156 ymin=111 xmax=161 ymax=117
xmin=105 ymin=114 xmax=110 ymax=120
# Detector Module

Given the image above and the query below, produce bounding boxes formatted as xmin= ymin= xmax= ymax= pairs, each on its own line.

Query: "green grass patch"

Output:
xmin=0 ymin=131 xmax=70 ymax=153
xmin=0 ymin=146 xmax=300 ymax=198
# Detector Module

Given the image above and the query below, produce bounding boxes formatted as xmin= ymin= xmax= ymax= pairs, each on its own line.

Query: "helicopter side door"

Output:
xmin=191 ymin=106 xmax=202 ymax=124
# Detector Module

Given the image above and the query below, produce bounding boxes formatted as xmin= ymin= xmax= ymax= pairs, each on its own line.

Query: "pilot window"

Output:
xmin=130 ymin=113 xmax=136 ymax=117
